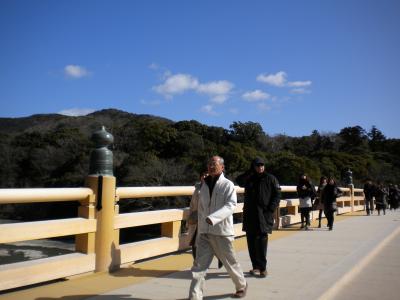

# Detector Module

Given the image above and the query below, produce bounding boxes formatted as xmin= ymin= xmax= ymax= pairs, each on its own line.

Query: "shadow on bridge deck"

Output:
xmin=1 ymin=210 xmax=399 ymax=300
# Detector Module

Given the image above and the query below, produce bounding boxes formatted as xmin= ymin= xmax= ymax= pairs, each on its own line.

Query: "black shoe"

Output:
xmin=218 ymin=260 xmax=223 ymax=269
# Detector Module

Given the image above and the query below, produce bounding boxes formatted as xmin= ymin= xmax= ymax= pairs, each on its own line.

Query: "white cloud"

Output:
xmin=290 ymin=88 xmax=311 ymax=94
xmin=197 ymin=81 xmax=233 ymax=95
xmin=153 ymin=73 xmax=199 ymax=98
xmin=210 ymin=94 xmax=227 ymax=104
xmin=201 ymin=104 xmax=218 ymax=115
xmin=257 ymin=71 xmax=287 ymax=87
xmin=257 ymin=72 xmax=312 ymax=91
xmin=153 ymin=72 xmax=233 ymax=103
xmin=58 ymin=108 xmax=95 ymax=116
xmin=64 ymin=65 xmax=90 ymax=78
xmin=287 ymin=80 xmax=312 ymax=87
xmin=242 ymin=89 xmax=270 ymax=101
xmin=197 ymin=80 xmax=233 ymax=104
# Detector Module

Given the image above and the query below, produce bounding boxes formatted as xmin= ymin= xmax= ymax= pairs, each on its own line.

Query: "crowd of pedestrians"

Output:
xmin=363 ymin=179 xmax=399 ymax=215
xmin=187 ymin=155 xmax=399 ymax=299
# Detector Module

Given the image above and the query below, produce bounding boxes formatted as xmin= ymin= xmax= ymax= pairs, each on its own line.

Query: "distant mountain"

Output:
xmin=0 ymin=109 xmax=174 ymax=136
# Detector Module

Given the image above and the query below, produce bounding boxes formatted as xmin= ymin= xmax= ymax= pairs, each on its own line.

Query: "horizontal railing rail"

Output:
xmin=0 ymin=187 xmax=93 ymax=204
xmin=0 ymin=218 xmax=97 ymax=244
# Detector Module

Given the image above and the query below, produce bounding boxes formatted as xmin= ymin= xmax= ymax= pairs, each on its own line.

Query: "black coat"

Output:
xmin=363 ymin=183 xmax=375 ymax=200
xmin=322 ymin=184 xmax=342 ymax=212
xmin=375 ymin=187 xmax=388 ymax=209
xmin=296 ymin=180 xmax=317 ymax=199
xmin=236 ymin=171 xmax=281 ymax=234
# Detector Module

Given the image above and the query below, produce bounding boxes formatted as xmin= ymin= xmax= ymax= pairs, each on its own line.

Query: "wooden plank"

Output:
xmin=119 ymin=238 xmax=180 ymax=264
xmin=115 ymin=209 xmax=185 ymax=229
xmin=0 ymin=188 xmax=93 ymax=204
xmin=0 ymin=253 xmax=95 ymax=291
xmin=0 ymin=218 xmax=96 ymax=243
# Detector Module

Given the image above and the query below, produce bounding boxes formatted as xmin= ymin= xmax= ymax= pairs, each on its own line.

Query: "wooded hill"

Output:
xmin=1 ymin=108 xmax=399 ymax=190
xmin=1 ymin=108 xmax=399 ymax=220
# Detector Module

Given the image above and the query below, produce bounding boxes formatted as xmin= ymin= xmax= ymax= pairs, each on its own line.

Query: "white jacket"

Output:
xmin=197 ymin=173 xmax=237 ymax=236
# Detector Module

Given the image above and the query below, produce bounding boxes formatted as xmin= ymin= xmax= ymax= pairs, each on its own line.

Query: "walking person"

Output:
xmin=188 ymin=156 xmax=247 ymax=300
xmin=363 ymin=179 xmax=375 ymax=215
xmin=297 ymin=174 xmax=316 ymax=230
xmin=388 ymin=184 xmax=400 ymax=211
xmin=187 ymin=172 xmax=222 ymax=268
xmin=314 ymin=176 xmax=327 ymax=228
xmin=375 ymin=182 xmax=388 ymax=216
xmin=322 ymin=177 xmax=342 ymax=231
xmin=390 ymin=184 xmax=400 ymax=211
xmin=236 ymin=157 xmax=281 ymax=278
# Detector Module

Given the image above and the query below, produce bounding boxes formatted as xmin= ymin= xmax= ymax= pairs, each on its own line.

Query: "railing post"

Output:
xmin=161 ymin=221 xmax=181 ymax=239
xmin=343 ymin=168 xmax=355 ymax=212
xmin=287 ymin=205 xmax=298 ymax=216
xmin=87 ymin=126 xmax=119 ymax=272
xmin=349 ymin=184 xmax=355 ymax=212
xmin=76 ymin=193 xmax=96 ymax=253
xmin=87 ymin=175 xmax=117 ymax=272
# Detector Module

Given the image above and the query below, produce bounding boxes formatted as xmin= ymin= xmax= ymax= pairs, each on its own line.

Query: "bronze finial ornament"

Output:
xmin=89 ymin=126 xmax=114 ymax=176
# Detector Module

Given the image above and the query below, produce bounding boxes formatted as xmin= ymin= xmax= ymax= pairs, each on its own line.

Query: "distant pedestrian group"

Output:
xmin=363 ymin=179 xmax=399 ymax=216
xmin=296 ymin=175 xmax=342 ymax=231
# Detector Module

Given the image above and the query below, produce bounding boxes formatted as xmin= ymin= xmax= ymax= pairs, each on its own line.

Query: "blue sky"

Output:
xmin=1 ymin=0 xmax=399 ymax=138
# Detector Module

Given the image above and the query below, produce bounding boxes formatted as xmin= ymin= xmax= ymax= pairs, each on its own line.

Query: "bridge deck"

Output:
xmin=1 ymin=210 xmax=399 ymax=300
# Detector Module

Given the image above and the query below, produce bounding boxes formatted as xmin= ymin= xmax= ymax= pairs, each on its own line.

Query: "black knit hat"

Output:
xmin=252 ymin=157 xmax=265 ymax=165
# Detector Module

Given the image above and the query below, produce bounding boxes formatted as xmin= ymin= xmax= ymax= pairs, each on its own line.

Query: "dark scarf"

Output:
xmin=205 ymin=173 xmax=221 ymax=197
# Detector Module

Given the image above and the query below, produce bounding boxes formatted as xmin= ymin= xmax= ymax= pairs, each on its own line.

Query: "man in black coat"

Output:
xmin=236 ymin=157 xmax=281 ymax=278
xmin=363 ymin=179 xmax=375 ymax=215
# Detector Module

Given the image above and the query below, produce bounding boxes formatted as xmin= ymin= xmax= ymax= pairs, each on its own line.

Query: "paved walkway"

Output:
xmin=1 ymin=210 xmax=399 ymax=300
xmin=84 ymin=211 xmax=400 ymax=300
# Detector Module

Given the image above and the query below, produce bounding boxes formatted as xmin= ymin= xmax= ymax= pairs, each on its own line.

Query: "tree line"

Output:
xmin=0 ymin=109 xmax=399 ymax=220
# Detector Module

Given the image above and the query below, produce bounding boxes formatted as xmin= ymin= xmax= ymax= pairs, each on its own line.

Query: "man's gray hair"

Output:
xmin=211 ymin=155 xmax=224 ymax=165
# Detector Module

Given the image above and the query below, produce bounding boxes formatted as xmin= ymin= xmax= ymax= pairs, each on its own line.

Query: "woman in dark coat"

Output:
xmin=388 ymin=184 xmax=400 ymax=211
xmin=296 ymin=174 xmax=316 ymax=230
xmin=314 ymin=176 xmax=328 ymax=228
xmin=375 ymin=182 xmax=388 ymax=215
xmin=322 ymin=177 xmax=342 ymax=230
xmin=236 ymin=157 xmax=281 ymax=277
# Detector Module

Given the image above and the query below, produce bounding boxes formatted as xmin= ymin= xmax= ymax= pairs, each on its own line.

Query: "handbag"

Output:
xmin=331 ymin=202 xmax=337 ymax=211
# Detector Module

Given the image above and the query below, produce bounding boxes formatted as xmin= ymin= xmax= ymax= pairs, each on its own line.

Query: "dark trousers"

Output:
xmin=365 ymin=197 xmax=374 ymax=215
xmin=325 ymin=210 xmax=334 ymax=229
xmin=300 ymin=207 xmax=311 ymax=226
xmin=318 ymin=210 xmax=323 ymax=225
xmin=246 ymin=232 xmax=268 ymax=272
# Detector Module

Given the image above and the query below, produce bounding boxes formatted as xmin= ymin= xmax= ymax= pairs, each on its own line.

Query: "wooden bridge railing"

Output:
xmin=0 ymin=179 xmax=364 ymax=291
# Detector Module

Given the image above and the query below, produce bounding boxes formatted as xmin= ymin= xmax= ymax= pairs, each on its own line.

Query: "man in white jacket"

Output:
xmin=189 ymin=156 xmax=247 ymax=299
